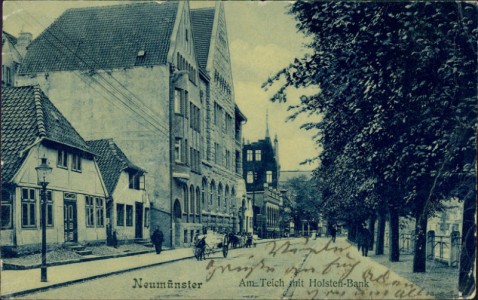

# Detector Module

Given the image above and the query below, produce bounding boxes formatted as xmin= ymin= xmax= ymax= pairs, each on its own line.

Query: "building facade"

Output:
xmin=1 ymin=86 xmax=108 ymax=255
xmin=242 ymin=120 xmax=282 ymax=238
xmin=18 ymin=1 xmax=246 ymax=248
xmin=86 ymin=139 xmax=150 ymax=244
xmin=2 ymin=31 xmax=31 ymax=87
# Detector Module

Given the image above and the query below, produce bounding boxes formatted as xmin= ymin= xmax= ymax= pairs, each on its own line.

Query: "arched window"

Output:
xmin=202 ymin=178 xmax=207 ymax=207
xmin=183 ymin=186 xmax=188 ymax=215
xmin=190 ymin=185 xmax=195 ymax=217
xmin=225 ymin=185 xmax=229 ymax=210
xmin=210 ymin=181 xmax=215 ymax=206
xmin=173 ymin=199 xmax=182 ymax=222
xmin=218 ymin=183 xmax=223 ymax=208
xmin=196 ymin=187 xmax=201 ymax=215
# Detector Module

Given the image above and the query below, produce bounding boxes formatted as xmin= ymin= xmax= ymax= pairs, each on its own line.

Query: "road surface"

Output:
xmin=20 ymin=237 xmax=433 ymax=299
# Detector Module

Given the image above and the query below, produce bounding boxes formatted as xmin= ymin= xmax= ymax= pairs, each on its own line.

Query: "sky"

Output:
xmin=2 ymin=0 xmax=320 ymax=171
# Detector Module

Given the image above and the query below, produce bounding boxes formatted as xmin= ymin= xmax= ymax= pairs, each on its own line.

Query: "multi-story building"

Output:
xmin=18 ymin=1 xmax=245 ymax=247
xmin=1 ymin=86 xmax=108 ymax=255
xmin=188 ymin=5 xmax=247 ymax=243
xmin=243 ymin=118 xmax=282 ymax=238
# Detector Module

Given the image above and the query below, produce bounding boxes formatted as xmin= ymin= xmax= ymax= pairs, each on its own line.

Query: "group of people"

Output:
xmin=228 ymin=232 xmax=254 ymax=248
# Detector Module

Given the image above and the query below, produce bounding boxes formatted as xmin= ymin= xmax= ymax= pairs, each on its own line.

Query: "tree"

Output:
xmin=265 ymin=1 xmax=477 ymax=275
xmin=283 ymin=175 xmax=320 ymax=234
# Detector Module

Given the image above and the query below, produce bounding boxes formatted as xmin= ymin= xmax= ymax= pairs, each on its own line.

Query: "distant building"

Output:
xmin=242 ymin=114 xmax=282 ymax=238
xmin=2 ymin=31 xmax=31 ymax=87
xmin=86 ymin=139 xmax=150 ymax=243
xmin=1 ymin=86 xmax=108 ymax=255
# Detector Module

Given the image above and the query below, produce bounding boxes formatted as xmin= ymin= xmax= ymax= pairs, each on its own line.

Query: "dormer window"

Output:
xmin=128 ymin=171 xmax=144 ymax=190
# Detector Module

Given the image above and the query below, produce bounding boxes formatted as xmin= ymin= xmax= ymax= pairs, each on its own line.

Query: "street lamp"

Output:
xmin=35 ymin=156 xmax=52 ymax=282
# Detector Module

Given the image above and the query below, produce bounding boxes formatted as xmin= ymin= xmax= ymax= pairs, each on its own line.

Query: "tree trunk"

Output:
xmin=389 ymin=207 xmax=400 ymax=262
xmin=369 ymin=213 xmax=376 ymax=251
xmin=413 ymin=205 xmax=428 ymax=272
xmin=376 ymin=211 xmax=386 ymax=255
xmin=458 ymin=193 xmax=476 ymax=296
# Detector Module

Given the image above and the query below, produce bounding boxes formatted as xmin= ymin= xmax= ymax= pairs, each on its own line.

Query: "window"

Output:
xmin=2 ymin=65 xmax=13 ymax=86
xmin=184 ymin=140 xmax=189 ymax=165
xmin=72 ymin=153 xmax=82 ymax=172
xmin=175 ymin=138 xmax=182 ymax=163
xmin=126 ymin=205 xmax=133 ymax=226
xmin=266 ymin=171 xmax=273 ymax=183
xmin=57 ymin=150 xmax=68 ymax=168
xmin=247 ymin=171 xmax=254 ymax=184
xmin=86 ymin=196 xmax=94 ymax=227
xmin=1 ymin=190 xmax=12 ymax=229
xmin=235 ymin=151 xmax=241 ymax=174
xmin=217 ymin=185 xmax=222 ymax=207
xmin=96 ymin=198 xmax=104 ymax=227
xmin=144 ymin=208 xmax=150 ymax=228
xmin=174 ymin=89 xmax=181 ymax=113
xmin=255 ymin=150 xmax=262 ymax=161
xmin=117 ymin=204 xmax=125 ymax=226
xmin=22 ymin=188 xmax=36 ymax=228
xmin=185 ymin=91 xmax=189 ymax=117
xmin=129 ymin=171 xmax=141 ymax=190
xmin=214 ymin=143 xmax=220 ymax=164
xmin=247 ymin=150 xmax=253 ymax=161
xmin=225 ymin=150 xmax=231 ymax=169
xmin=40 ymin=191 xmax=54 ymax=227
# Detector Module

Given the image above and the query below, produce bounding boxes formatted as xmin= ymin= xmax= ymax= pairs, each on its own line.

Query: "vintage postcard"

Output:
xmin=1 ymin=1 xmax=476 ymax=299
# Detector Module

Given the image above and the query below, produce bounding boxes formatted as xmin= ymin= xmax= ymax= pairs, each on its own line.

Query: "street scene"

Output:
xmin=1 ymin=1 xmax=477 ymax=299
xmin=4 ymin=238 xmax=439 ymax=299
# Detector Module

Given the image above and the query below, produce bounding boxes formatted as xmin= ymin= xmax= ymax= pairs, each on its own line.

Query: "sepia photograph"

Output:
xmin=1 ymin=1 xmax=476 ymax=299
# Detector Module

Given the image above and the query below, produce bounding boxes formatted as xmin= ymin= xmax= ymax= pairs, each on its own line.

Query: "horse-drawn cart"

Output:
xmin=193 ymin=232 xmax=229 ymax=260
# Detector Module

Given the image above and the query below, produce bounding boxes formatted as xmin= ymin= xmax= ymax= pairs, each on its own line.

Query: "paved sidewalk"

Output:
xmin=1 ymin=247 xmax=195 ymax=298
xmin=0 ymin=238 xmax=280 ymax=298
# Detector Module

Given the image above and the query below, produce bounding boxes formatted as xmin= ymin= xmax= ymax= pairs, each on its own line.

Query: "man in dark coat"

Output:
xmin=357 ymin=225 xmax=372 ymax=257
xmin=330 ymin=224 xmax=337 ymax=243
xmin=151 ymin=226 xmax=164 ymax=254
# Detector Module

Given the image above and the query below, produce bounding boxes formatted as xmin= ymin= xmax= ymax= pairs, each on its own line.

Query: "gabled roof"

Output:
xmin=2 ymin=31 xmax=17 ymax=46
xmin=86 ymin=139 xmax=145 ymax=195
xmin=1 ymin=86 xmax=91 ymax=183
xmin=19 ymin=1 xmax=179 ymax=74
xmin=190 ymin=7 xmax=215 ymax=71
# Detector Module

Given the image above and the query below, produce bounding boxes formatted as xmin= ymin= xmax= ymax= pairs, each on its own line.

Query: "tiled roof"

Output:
xmin=86 ymin=139 xmax=145 ymax=195
xmin=2 ymin=31 xmax=17 ymax=46
xmin=1 ymin=86 xmax=90 ymax=183
xmin=191 ymin=8 xmax=215 ymax=71
xmin=19 ymin=1 xmax=179 ymax=74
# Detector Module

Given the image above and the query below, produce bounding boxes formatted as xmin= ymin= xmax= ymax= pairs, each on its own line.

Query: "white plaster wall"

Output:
xmin=17 ymin=66 xmax=171 ymax=217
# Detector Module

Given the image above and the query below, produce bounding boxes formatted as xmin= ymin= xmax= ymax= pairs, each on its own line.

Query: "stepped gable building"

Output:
xmin=18 ymin=1 xmax=246 ymax=247
xmin=242 ymin=114 xmax=282 ymax=238
xmin=190 ymin=5 xmax=248 ymax=238
xmin=86 ymin=139 xmax=150 ymax=244
xmin=1 ymin=86 xmax=108 ymax=255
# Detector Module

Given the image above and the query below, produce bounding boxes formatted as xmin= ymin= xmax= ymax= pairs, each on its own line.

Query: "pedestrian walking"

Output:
xmin=329 ymin=224 xmax=337 ymax=243
xmin=151 ymin=226 xmax=164 ymax=254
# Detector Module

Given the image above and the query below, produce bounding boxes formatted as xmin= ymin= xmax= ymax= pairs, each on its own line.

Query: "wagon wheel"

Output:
xmin=222 ymin=236 xmax=229 ymax=258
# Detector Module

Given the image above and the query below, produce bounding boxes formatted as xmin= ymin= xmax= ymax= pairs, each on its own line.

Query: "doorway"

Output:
xmin=64 ymin=200 xmax=77 ymax=242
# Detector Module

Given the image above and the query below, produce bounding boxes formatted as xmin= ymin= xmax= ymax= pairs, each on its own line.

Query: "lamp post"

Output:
xmin=35 ymin=156 xmax=52 ymax=282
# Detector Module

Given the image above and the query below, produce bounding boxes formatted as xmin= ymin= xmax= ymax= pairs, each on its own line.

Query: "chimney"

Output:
xmin=17 ymin=32 xmax=32 ymax=58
